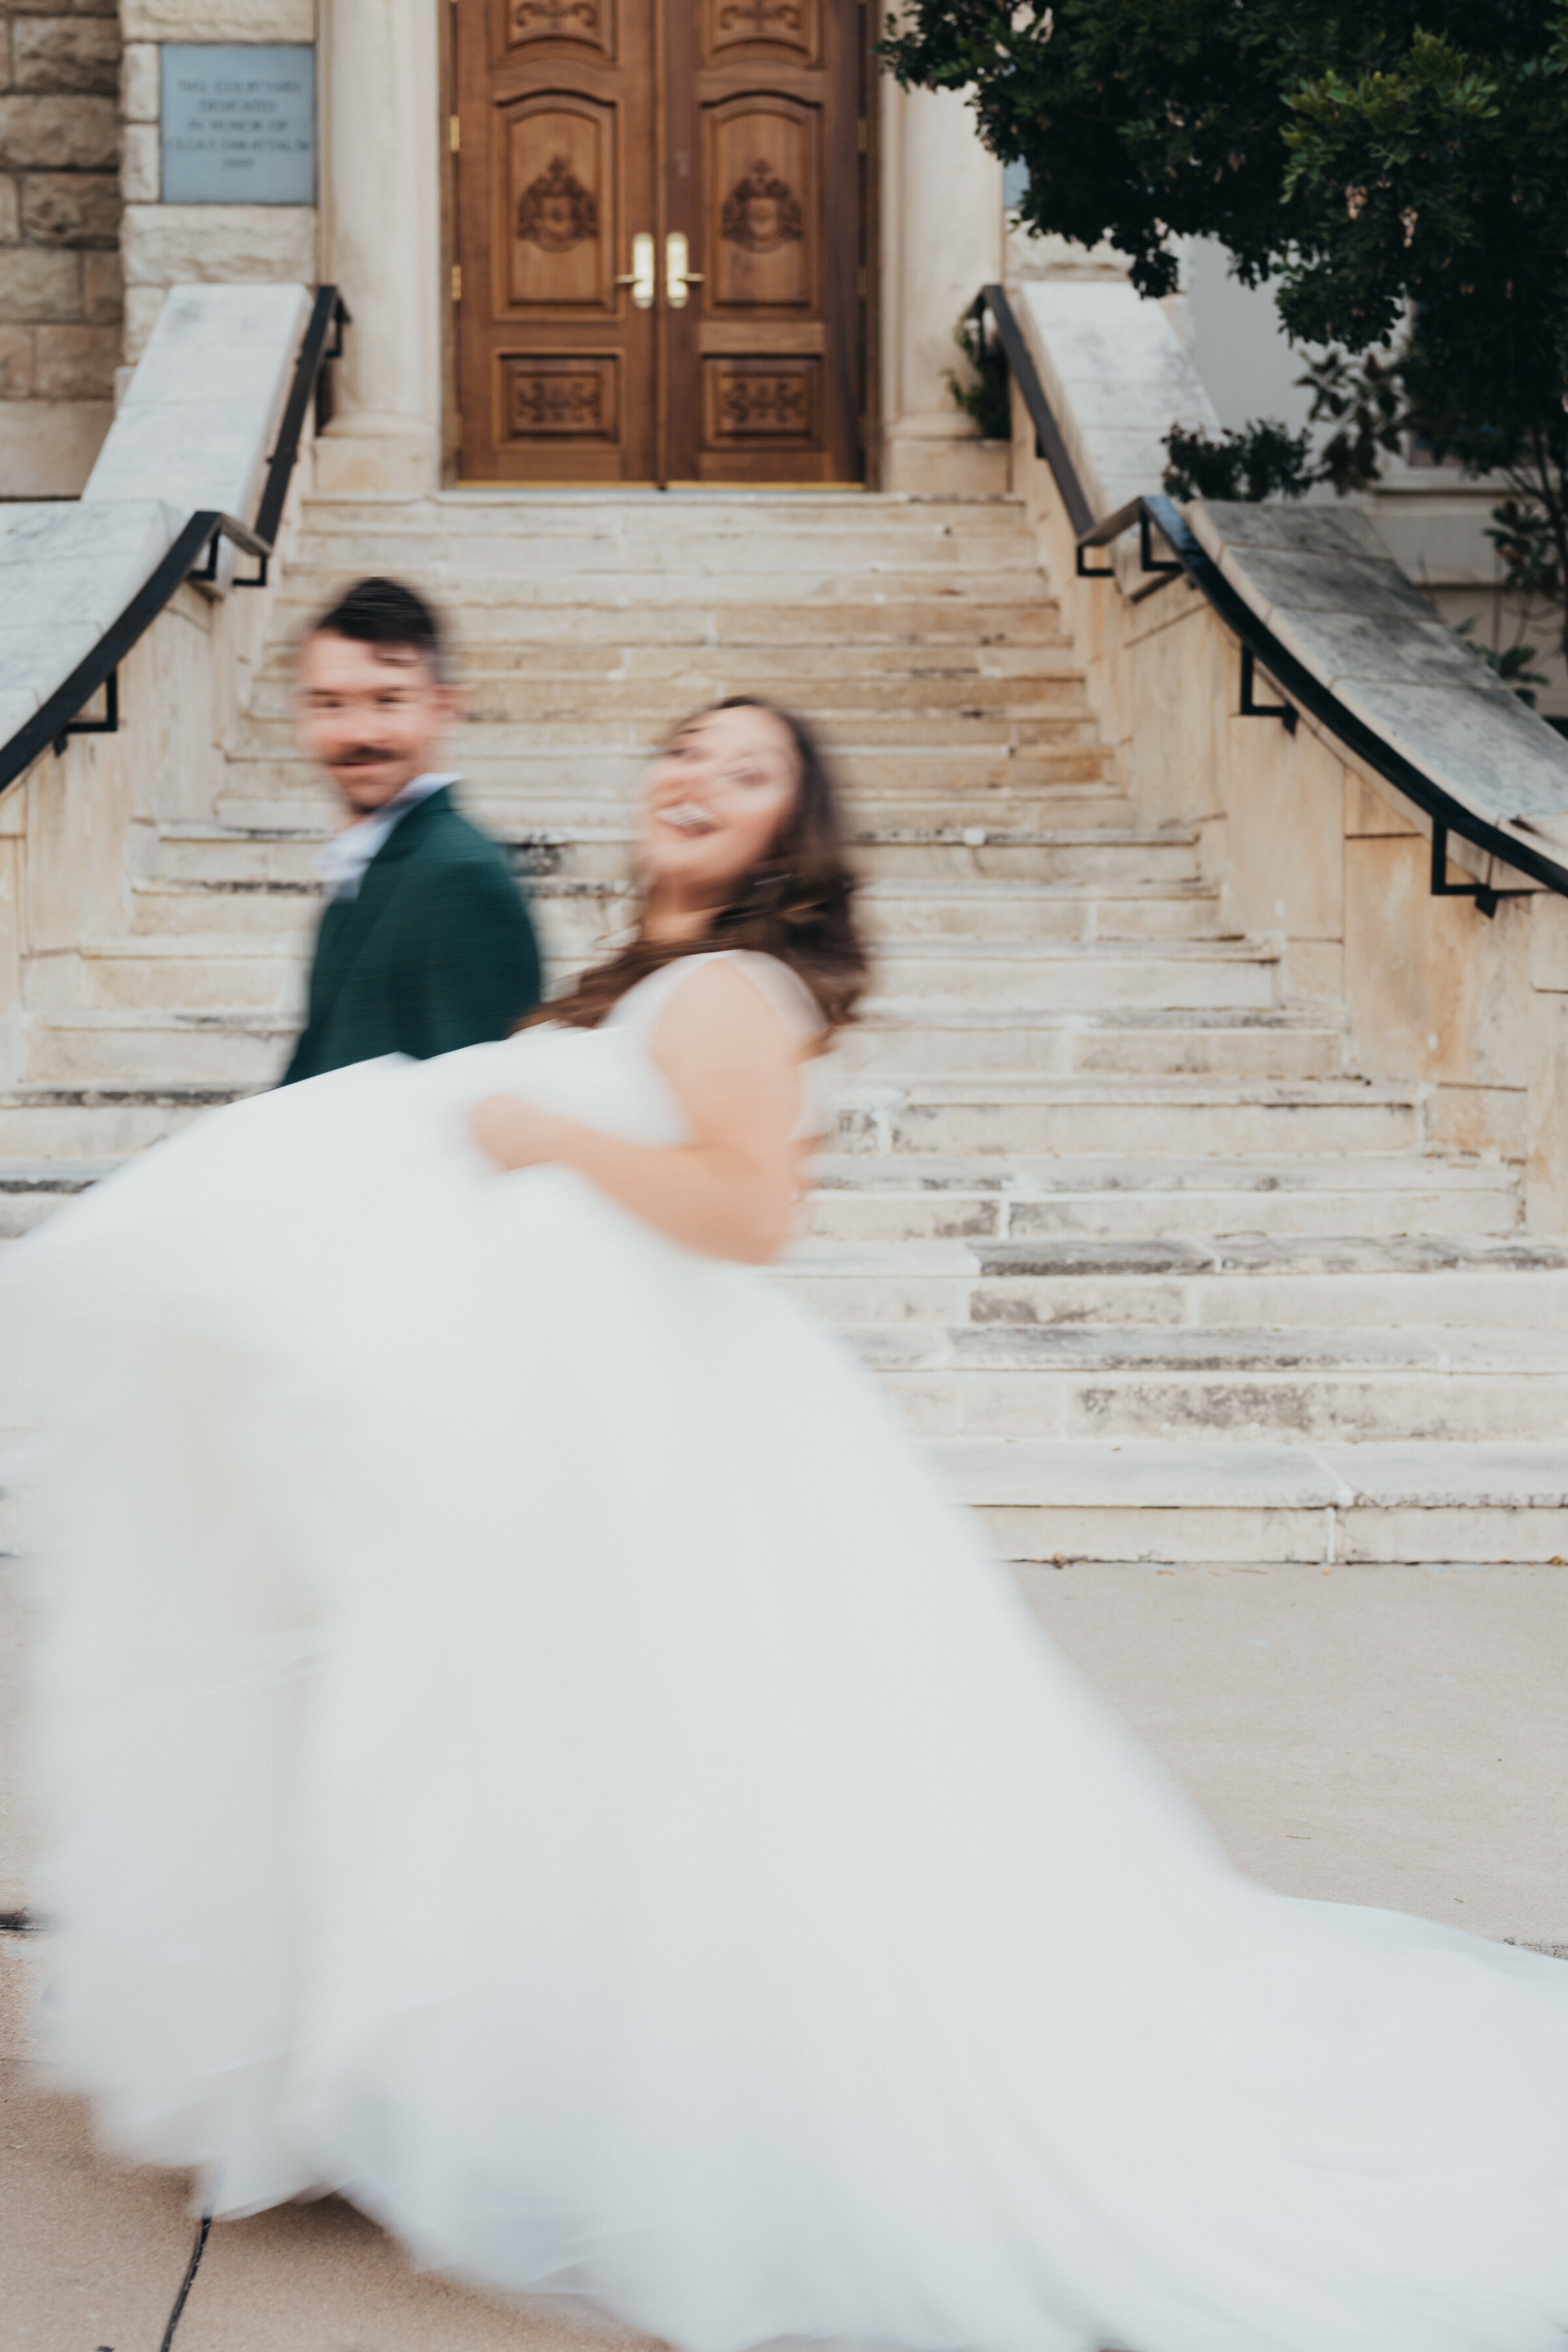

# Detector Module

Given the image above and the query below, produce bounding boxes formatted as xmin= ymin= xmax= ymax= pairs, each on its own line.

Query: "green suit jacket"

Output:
xmin=280 ymin=787 xmax=542 ymax=1085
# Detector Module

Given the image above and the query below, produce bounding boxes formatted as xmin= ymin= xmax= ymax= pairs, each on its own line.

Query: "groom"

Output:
xmin=282 ymin=577 xmax=542 ymax=1085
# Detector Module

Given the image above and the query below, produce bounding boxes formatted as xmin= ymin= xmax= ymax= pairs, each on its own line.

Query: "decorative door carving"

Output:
xmin=453 ymin=0 xmax=862 ymax=484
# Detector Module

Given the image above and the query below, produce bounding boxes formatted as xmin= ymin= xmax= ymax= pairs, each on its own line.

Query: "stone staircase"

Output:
xmin=5 ymin=488 xmax=1568 ymax=1565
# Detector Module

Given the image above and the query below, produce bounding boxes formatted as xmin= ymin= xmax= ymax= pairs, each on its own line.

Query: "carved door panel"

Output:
xmin=662 ymin=0 xmax=862 ymax=483
xmin=453 ymin=0 xmax=862 ymax=483
xmin=455 ymin=0 xmax=659 ymax=483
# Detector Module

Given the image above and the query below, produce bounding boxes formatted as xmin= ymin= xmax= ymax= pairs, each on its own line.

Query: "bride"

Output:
xmin=5 ymin=694 xmax=1568 ymax=2352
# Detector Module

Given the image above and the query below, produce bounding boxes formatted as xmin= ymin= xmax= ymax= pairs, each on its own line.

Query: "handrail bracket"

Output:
xmin=1429 ymin=823 xmax=1527 ymax=920
xmin=54 ymin=666 xmax=118 ymax=757
xmin=1239 ymin=645 xmax=1297 ymax=734
xmin=0 ymin=286 xmax=349 ymax=801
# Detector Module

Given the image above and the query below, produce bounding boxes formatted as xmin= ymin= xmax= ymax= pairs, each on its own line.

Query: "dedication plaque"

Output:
xmin=160 ymin=45 xmax=316 ymax=206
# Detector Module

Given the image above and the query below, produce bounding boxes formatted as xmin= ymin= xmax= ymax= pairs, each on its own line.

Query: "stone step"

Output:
xmin=0 ymin=1158 xmax=119 ymax=1237
xmin=129 ymin=878 xmax=323 ymax=939
xmin=864 ymin=941 xmax=1280 ymax=1012
xmin=299 ymin=489 xmax=1028 ymax=531
xmin=857 ymin=879 xmax=1226 ymax=943
xmin=223 ymin=711 xmax=1109 ymax=759
xmin=858 ymin=1323 xmax=1568 ymax=1442
xmin=837 ymin=1077 xmax=1420 ymax=1158
xmin=270 ymin=592 xmax=1069 ymax=647
xmin=290 ymin=519 xmax=1045 ymax=568
xmin=261 ymin=638 xmax=1085 ymax=690
xmin=33 ymin=938 xmax=305 ymax=1015
xmin=932 ymin=1439 xmax=1568 ymax=1564
xmin=291 ymin=549 xmax=1062 ymax=604
xmin=214 ymin=742 xmax=1122 ymax=803
xmin=803 ymin=1153 xmax=1520 ymax=1242
xmin=776 ymin=1234 xmax=1568 ymax=1330
xmin=0 ymin=1090 xmax=240 ymax=1158
xmin=839 ymin=1012 xmax=1347 ymax=1081
xmin=215 ymin=781 xmax=1133 ymax=847
xmin=129 ymin=873 xmax=1226 ymax=953
xmin=250 ymin=672 xmax=1098 ymax=727
xmin=24 ymin=1013 xmax=289 ymax=1088
xmin=159 ymin=820 xmax=1202 ymax=892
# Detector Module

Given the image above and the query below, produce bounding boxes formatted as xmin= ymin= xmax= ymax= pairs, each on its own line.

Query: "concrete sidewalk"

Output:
xmin=4 ymin=1555 xmax=1566 ymax=2346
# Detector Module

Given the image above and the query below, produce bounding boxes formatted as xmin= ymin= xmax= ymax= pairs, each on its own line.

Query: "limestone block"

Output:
xmin=1187 ymin=498 xmax=1568 ymax=847
xmin=1283 ymin=940 xmax=1343 ymax=1004
xmin=1194 ymin=502 xmax=1390 ymax=562
xmin=122 ymin=41 xmax=160 ymax=122
xmin=122 ymin=0 xmax=316 ymax=35
xmin=1224 ymin=704 xmax=1345 ymax=943
xmin=1428 ymin=1083 xmax=1529 ymax=1159
xmin=1124 ymin=596 xmax=1224 ymax=829
xmin=1218 ymin=545 xmax=1436 ymax=629
xmin=1016 ymin=277 xmax=1218 ymax=519
xmin=0 ymin=247 xmax=78 ymax=322
xmin=12 ymin=15 xmax=121 ymax=96
xmin=82 ymin=250 xmax=122 ymax=323
xmin=1283 ymin=608 xmax=1486 ymax=693
xmin=0 ymin=503 xmax=178 ymax=749
xmin=34 ymin=321 xmax=116 ymax=400
xmin=0 ymin=326 xmax=31 ymax=399
xmin=121 ymin=201 xmax=316 ymax=286
xmin=0 ymin=176 xmax=19 ymax=246
xmin=1346 ymin=832 xmax=1532 ymax=1089
xmin=19 ymin=171 xmax=120 ymax=248
xmin=1345 ymin=767 xmax=1420 ymax=838
xmin=882 ymin=429 xmax=1009 ymax=498
xmin=122 ymin=120 xmax=158 ymax=204
xmin=0 ymin=838 xmax=18 ymax=1020
xmin=0 ymin=95 xmax=118 ymax=172
xmin=85 ymin=278 xmax=310 ymax=519
xmin=0 ymin=397 xmax=110 ymax=495
xmin=1525 ymin=991 xmax=1568 ymax=1232
xmin=1529 ymin=894 xmax=1568 ymax=994
xmin=1340 ymin=677 xmax=1568 ymax=825
xmin=122 ymin=282 xmax=165 ymax=361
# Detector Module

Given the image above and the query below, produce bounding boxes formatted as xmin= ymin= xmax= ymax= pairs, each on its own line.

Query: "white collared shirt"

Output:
xmin=314 ymin=772 xmax=458 ymax=901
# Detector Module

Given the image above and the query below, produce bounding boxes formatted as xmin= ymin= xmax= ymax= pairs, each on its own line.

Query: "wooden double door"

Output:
xmin=452 ymin=0 xmax=864 ymax=484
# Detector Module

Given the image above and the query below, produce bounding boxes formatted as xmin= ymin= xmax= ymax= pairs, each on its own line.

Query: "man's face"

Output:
xmin=296 ymin=630 xmax=461 ymax=815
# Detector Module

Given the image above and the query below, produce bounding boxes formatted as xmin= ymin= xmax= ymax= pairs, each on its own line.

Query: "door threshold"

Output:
xmin=441 ymin=482 xmax=870 ymax=500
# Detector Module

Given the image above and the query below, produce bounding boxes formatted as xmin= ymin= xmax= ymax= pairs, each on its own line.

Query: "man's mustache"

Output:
xmin=332 ymin=746 xmax=398 ymax=768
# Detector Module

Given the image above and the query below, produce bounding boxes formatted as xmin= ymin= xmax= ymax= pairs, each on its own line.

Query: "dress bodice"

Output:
xmin=587 ymin=949 xmax=834 ymax=1143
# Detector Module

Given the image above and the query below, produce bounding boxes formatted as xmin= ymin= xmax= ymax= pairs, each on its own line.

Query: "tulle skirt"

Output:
xmin=5 ymin=1034 xmax=1568 ymax=2352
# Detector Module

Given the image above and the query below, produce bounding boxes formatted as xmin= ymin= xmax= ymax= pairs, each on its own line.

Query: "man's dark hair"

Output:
xmin=308 ymin=576 xmax=449 ymax=681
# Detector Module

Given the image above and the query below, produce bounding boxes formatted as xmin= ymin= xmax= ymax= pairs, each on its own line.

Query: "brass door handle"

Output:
xmin=615 ymin=233 xmax=655 ymax=310
xmin=665 ymin=232 xmax=704 ymax=308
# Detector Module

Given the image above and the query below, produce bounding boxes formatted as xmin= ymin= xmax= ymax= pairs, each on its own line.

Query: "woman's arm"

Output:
xmin=466 ymin=960 xmax=811 ymax=1264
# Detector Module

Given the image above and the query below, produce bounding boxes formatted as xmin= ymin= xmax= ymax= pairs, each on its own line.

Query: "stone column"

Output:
xmin=315 ymin=0 xmax=441 ymax=495
xmin=878 ymin=77 xmax=1004 ymax=494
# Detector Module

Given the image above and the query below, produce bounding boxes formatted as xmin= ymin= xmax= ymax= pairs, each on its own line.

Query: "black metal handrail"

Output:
xmin=973 ymin=280 xmax=1567 ymax=915
xmin=0 ymin=285 xmax=350 ymax=804
xmin=968 ymin=286 xmax=1094 ymax=538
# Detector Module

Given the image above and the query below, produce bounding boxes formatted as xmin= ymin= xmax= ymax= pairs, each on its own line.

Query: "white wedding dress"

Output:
xmin=5 ymin=949 xmax=1568 ymax=2352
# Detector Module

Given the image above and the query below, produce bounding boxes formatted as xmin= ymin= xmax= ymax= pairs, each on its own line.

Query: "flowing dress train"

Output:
xmin=3 ymin=950 xmax=1568 ymax=2352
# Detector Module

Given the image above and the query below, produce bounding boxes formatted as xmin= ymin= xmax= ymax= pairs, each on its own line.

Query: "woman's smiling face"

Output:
xmin=638 ymin=702 xmax=802 ymax=908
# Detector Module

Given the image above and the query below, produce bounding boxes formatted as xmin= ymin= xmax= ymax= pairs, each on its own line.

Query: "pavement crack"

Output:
xmin=157 ymin=2213 xmax=212 ymax=2352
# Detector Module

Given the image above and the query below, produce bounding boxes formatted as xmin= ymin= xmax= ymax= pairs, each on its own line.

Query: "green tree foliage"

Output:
xmin=1162 ymin=419 xmax=1314 ymax=503
xmin=885 ymin=0 xmax=1568 ymax=657
xmin=946 ymin=310 xmax=1013 ymax=440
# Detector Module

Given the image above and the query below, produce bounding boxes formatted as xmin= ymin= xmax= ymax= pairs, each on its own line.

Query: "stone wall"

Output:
xmin=1008 ymin=378 xmax=1568 ymax=1234
xmin=120 ymin=0 xmax=316 ymax=368
xmin=0 ymin=0 xmax=122 ymax=495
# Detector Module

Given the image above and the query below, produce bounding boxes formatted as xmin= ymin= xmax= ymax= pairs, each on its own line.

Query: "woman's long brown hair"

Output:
xmin=519 ymin=695 xmax=869 ymax=1034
